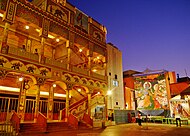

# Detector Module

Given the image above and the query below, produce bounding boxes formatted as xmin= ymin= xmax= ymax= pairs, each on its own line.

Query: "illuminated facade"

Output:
xmin=0 ymin=0 xmax=108 ymax=129
xmin=107 ymin=43 xmax=124 ymax=110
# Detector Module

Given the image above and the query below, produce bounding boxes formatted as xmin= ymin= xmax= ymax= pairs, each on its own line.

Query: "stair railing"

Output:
xmin=82 ymin=113 xmax=93 ymax=127
xmin=37 ymin=112 xmax=47 ymax=132
xmin=10 ymin=110 xmax=20 ymax=134
xmin=68 ymin=114 xmax=78 ymax=129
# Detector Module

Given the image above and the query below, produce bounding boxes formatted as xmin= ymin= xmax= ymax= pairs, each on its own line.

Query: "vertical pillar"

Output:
xmin=66 ymin=40 xmax=71 ymax=70
xmin=87 ymin=93 xmax=91 ymax=116
xmin=39 ymin=18 xmax=49 ymax=63
xmin=39 ymin=37 xmax=46 ymax=63
xmin=18 ymin=80 xmax=28 ymax=122
xmin=0 ymin=22 xmax=10 ymax=53
xmin=65 ymin=89 xmax=69 ymax=121
xmin=34 ymin=84 xmax=40 ymax=122
xmin=47 ymin=86 xmax=54 ymax=120
xmin=65 ymin=83 xmax=73 ymax=122
xmin=34 ymin=77 xmax=46 ymax=122
xmin=105 ymin=95 xmax=108 ymax=121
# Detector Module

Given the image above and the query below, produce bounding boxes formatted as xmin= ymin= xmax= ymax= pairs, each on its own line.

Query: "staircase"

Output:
xmin=19 ymin=122 xmax=43 ymax=134
xmin=19 ymin=121 xmax=70 ymax=134
xmin=47 ymin=122 xmax=69 ymax=132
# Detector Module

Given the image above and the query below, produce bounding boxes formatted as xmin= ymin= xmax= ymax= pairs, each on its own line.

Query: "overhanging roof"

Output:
xmin=170 ymin=82 xmax=189 ymax=96
xmin=180 ymin=86 xmax=190 ymax=95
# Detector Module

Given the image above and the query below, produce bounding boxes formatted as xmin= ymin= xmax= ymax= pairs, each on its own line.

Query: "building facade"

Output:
xmin=0 ymin=0 xmax=108 ymax=127
xmin=107 ymin=43 xmax=124 ymax=110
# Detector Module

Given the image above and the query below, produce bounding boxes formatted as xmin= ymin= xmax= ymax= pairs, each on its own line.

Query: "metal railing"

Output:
xmin=0 ymin=122 xmax=16 ymax=136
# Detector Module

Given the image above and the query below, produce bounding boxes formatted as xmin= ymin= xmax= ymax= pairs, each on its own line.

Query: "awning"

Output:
xmin=170 ymin=82 xmax=189 ymax=96
xmin=180 ymin=86 xmax=190 ymax=95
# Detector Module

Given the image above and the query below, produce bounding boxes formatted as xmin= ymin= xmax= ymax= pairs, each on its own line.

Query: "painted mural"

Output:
xmin=134 ymin=74 xmax=168 ymax=110
xmin=170 ymin=99 xmax=190 ymax=118
xmin=74 ymin=9 xmax=88 ymax=33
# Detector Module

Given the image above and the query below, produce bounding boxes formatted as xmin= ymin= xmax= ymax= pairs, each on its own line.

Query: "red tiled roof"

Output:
xmin=170 ymin=82 xmax=189 ymax=96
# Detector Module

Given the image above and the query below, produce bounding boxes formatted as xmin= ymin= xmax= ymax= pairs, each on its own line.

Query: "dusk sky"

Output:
xmin=68 ymin=0 xmax=190 ymax=77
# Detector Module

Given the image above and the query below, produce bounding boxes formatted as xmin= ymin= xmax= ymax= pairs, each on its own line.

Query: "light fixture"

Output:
xmin=53 ymin=84 xmax=56 ymax=88
xmin=0 ymin=13 xmax=3 ymax=17
xmin=19 ymin=77 xmax=24 ymax=82
xmin=25 ymin=25 xmax=29 ymax=30
xmin=79 ymin=49 xmax=82 ymax=52
xmin=56 ymin=38 xmax=60 ymax=42
xmin=92 ymin=69 xmax=97 ymax=72
xmin=78 ymin=88 xmax=81 ymax=92
xmin=107 ymin=90 xmax=112 ymax=95
xmin=0 ymin=85 xmax=68 ymax=98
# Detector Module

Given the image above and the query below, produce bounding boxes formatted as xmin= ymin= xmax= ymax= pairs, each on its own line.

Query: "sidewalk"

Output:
xmin=19 ymin=123 xmax=190 ymax=136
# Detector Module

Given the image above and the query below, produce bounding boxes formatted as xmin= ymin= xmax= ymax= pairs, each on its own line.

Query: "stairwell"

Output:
xmin=19 ymin=121 xmax=70 ymax=134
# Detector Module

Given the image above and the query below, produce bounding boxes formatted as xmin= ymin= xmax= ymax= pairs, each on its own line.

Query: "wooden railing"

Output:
xmin=37 ymin=112 xmax=47 ymax=132
xmin=68 ymin=114 xmax=78 ymax=129
xmin=10 ymin=110 xmax=20 ymax=134
xmin=82 ymin=113 xmax=93 ymax=127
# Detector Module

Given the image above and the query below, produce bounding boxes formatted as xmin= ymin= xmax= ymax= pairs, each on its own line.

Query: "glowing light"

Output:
xmin=107 ymin=90 xmax=112 ymax=95
xmin=79 ymin=49 xmax=82 ymax=52
xmin=0 ymin=86 xmax=67 ymax=98
xmin=36 ymin=29 xmax=55 ymax=39
xmin=0 ymin=86 xmax=20 ymax=92
xmin=19 ymin=77 xmax=24 ymax=82
xmin=92 ymin=69 xmax=97 ymax=72
xmin=25 ymin=25 xmax=29 ymax=29
xmin=78 ymin=88 xmax=81 ymax=92
xmin=0 ymin=13 xmax=3 ymax=17
xmin=56 ymin=38 xmax=60 ymax=42
xmin=97 ymin=92 xmax=100 ymax=95
xmin=53 ymin=84 xmax=56 ymax=88
xmin=97 ymin=56 xmax=100 ymax=59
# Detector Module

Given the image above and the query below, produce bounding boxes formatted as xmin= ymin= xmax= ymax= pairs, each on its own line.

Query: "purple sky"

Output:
xmin=67 ymin=0 xmax=190 ymax=77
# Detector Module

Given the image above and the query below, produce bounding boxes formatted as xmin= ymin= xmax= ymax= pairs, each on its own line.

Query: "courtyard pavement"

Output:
xmin=19 ymin=123 xmax=190 ymax=136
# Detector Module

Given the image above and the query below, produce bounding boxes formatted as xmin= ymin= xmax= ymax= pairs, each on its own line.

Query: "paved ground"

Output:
xmin=19 ymin=123 xmax=190 ymax=136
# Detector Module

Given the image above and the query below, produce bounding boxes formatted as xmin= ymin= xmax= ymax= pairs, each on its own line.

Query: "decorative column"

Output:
xmin=67 ymin=32 xmax=75 ymax=70
xmin=0 ymin=22 xmax=10 ymax=53
xmin=87 ymin=43 xmax=93 ymax=76
xmin=65 ymin=83 xmax=73 ymax=121
xmin=1 ymin=0 xmax=17 ymax=53
xmin=18 ymin=79 xmax=30 ymax=122
xmin=39 ymin=18 xmax=49 ymax=64
xmin=47 ymin=85 xmax=54 ymax=120
xmin=105 ymin=94 xmax=108 ymax=121
xmin=87 ymin=93 xmax=92 ymax=116
xmin=66 ymin=40 xmax=71 ymax=70
xmin=87 ymin=88 xmax=93 ymax=116
xmin=34 ymin=77 xmax=46 ymax=122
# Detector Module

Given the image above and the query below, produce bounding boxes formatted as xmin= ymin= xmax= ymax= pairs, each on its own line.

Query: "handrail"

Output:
xmin=68 ymin=114 xmax=78 ymax=129
xmin=82 ymin=113 xmax=93 ymax=127
xmin=37 ymin=112 xmax=47 ymax=132
xmin=10 ymin=110 xmax=20 ymax=134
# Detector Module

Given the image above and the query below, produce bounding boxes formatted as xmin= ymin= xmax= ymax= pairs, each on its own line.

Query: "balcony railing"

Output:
xmin=3 ymin=46 xmax=107 ymax=82
xmin=8 ymin=46 xmax=39 ymax=62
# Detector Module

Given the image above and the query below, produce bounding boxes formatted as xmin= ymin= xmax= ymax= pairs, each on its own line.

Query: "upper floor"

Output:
xmin=0 ymin=0 xmax=108 ymax=89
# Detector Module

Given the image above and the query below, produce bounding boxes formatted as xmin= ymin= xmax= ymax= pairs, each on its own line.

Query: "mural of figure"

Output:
xmin=54 ymin=9 xmax=64 ymax=19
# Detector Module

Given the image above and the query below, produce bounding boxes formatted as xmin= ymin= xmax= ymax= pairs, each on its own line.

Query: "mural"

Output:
xmin=47 ymin=0 xmax=68 ymax=22
xmin=134 ymin=74 xmax=168 ymax=110
xmin=74 ymin=9 xmax=88 ymax=33
xmin=170 ymin=99 xmax=190 ymax=118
